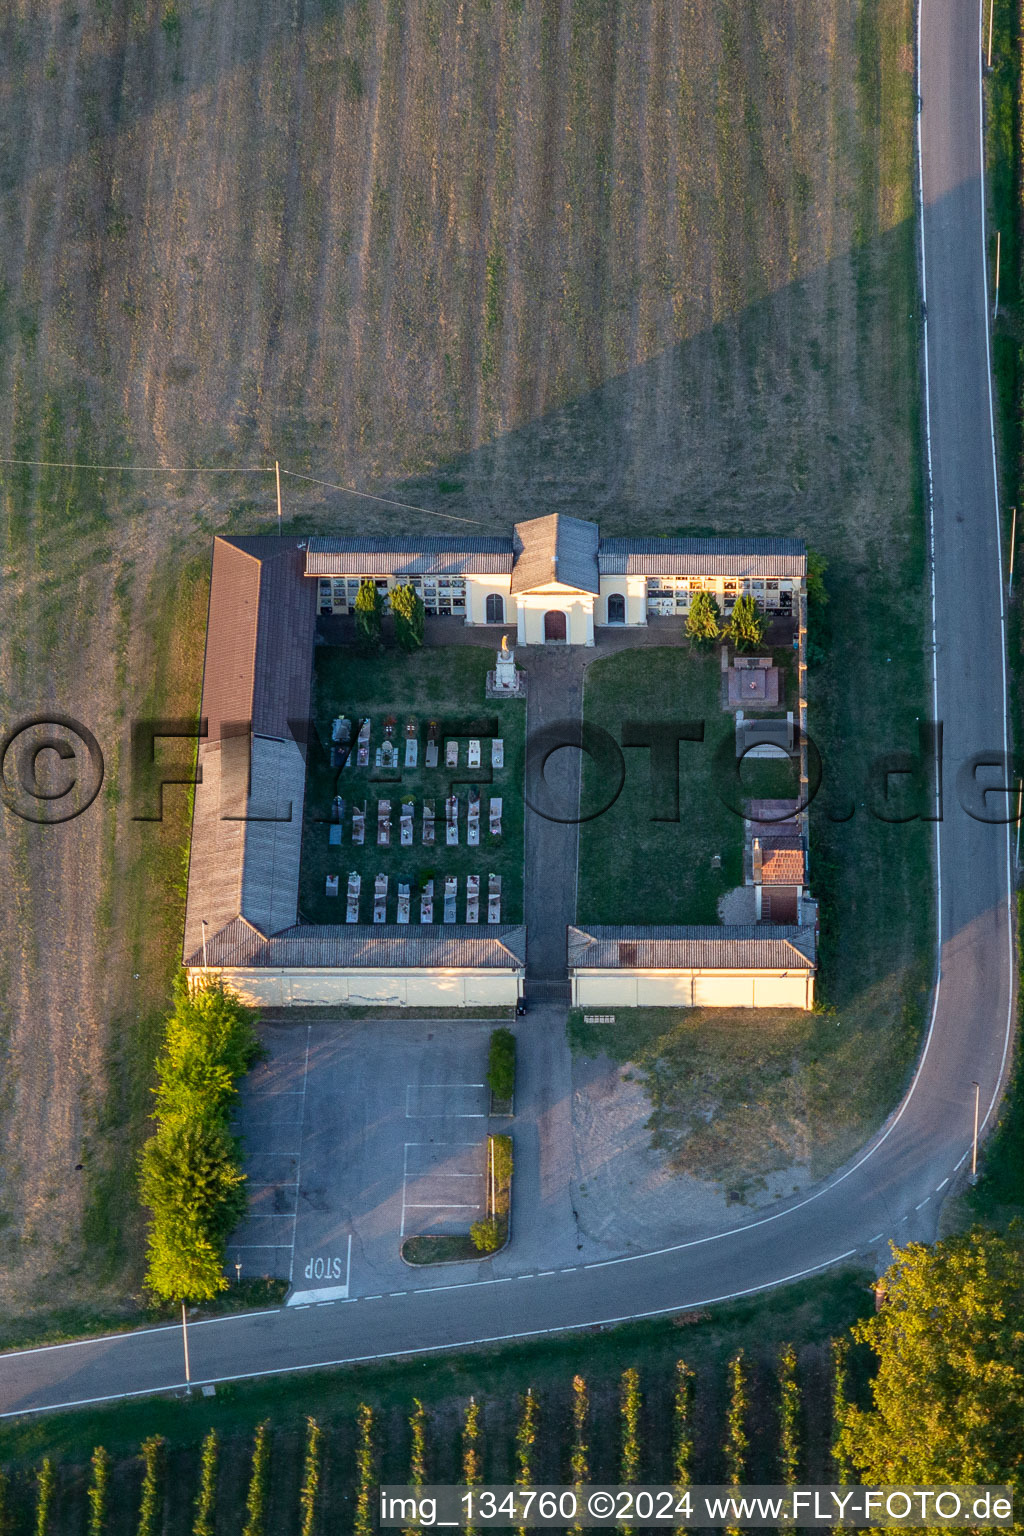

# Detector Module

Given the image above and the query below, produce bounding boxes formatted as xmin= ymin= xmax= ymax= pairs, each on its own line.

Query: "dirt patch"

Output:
xmin=570 ymin=1050 xmax=815 ymax=1250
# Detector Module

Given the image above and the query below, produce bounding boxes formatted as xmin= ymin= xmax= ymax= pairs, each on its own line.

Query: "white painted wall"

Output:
xmin=193 ymin=966 xmax=523 ymax=1008
xmin=515 ymin=590 xmax=595 ymax=645
xmin=572 ymin=969 xmax=814 ymax=1011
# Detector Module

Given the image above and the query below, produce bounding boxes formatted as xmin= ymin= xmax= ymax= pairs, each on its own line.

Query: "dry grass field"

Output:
xmin=0 ymin=0 xmax=921 ymax=1322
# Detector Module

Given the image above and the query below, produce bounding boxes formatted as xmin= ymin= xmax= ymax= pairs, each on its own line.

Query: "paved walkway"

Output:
xmin=520 ymin=647 xmax=587 ymax=981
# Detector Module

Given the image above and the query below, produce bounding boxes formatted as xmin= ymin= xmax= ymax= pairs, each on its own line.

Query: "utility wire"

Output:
xmin=0 ymin=456 xmax=487 ymax=526
xmin=0 ymin=456 xmax=267 ymax=473
xmin=279 ymin=468 xmax=487 ymax=526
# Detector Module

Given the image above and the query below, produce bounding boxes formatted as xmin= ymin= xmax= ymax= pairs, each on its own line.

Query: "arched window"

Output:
xmin=607 ymin=592 xmax=625 ymax=624
xmin=486 ymin=593 xmax=504 ymax=624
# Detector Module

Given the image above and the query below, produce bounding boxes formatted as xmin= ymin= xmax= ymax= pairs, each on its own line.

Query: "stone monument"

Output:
xmin=486 ymin=633 xmax=525 ymax=698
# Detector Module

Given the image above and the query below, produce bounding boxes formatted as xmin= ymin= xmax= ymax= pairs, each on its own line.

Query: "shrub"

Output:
xmin=34 ymin=1458 xmax=54 ymax=1536
xmin=87 ymin=1449 xmax=109 ymax=1536
xmin=354 ymin=1406 xmax=375 ymax=1536
xmin=137 ymin=1436 xmax=164 ymax=1536
xmin=470 ymin=1216 xmax=502 ymax=1253
xmin=299 ymin=1417 xmax=322 ymax=1536
xmin=487 ymin=1028 xmax=516 ymax=1101
xmin=463 ymin=1399 xmax=482 ymax=1535
xmin=404 ymin=1401 xmax=427 ymax=1536
xmin=242 ymin=1422 xmax=271 ymax=1536
xmin=830 ymin=1338 xmax=852 ymax=1483
xmin=723 ymin=1352 xmax=749 ymax=1536
xmin=355 ymin=579 xmax=383 ymax=654
xmin=685 ymin=591 xmax=721 ymax=648
xmin=139 ymin=978 xmax=261 ymax=1304
xmin=515 ymin=1391 xmax=537 ymax=1536
xmin=391 ymin=581 xmax=425 ymax=651
xmin=569 ymin=1376 xmax=589 ymax=1536
xmin=673 ymin=1360 xmax=694 ymax=1492
xmin=491 ymin=1133 xmax=513 ymax=1187
xmin=806 ymin=550 xmax=830 ymax=667
xmin=193 ymin=1429 xmax=218 ymax=1536
xmin=778 ymin=1344 xmax=800 ymax=1484
xmin=620 ymin=1367 xmax=642 ymax=1533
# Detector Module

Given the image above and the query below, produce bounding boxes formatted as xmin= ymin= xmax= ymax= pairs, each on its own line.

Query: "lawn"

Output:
xmin=577 ymin=646 xmax=801 ymax=925
xmin=299 ymin=645 xmax=525 ymax=925
xmin=569 ymin=1003 xmax=908 ymax=1193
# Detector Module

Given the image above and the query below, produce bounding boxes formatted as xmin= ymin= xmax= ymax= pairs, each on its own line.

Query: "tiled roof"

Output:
xmin=567 ymin=925 xmax=816 ymax=971
xmin=182 ymin=537 xmax=315 ymax=963
xmin=201 ymin=537 xmax=316 ymax=741
xmin=511 ymin=514 xmax=601 ymax=594
xmin=185 ymin=920 xmax=527 ymax=971
xmin=598 ymin=537 xmax=806 ymax=577
xmin=759 ymin=840 xmax=806 ymax=885
xmin=305 ymin=536 xmax=513 ymax=576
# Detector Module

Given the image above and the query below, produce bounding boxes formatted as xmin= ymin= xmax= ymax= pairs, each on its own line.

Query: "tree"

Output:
xmin=140 ymin=978 xmax=260 ymax=1305
xmin=725 ymin=594 xmax=766 ymax=653
xmin=685 ymin=590 xmax=721 ymax=648
xmin=835 ymin=1229 xmax=1024 ymax=1484
xmin=153 ymin=978 xmax=262 ymax=1124
xmin=391 ymin=581 xmax=425 ymax=652
xmin=806 ymin=549 xmax=829 ymax=610
xmin=806 ymin=550 xmax=829 ymax=667
xmin=354 ymin=578 xmax=383 ymax=654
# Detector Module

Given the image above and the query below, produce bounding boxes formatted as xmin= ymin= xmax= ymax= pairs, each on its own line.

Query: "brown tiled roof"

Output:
xmin=305 ymin=536 xmax=514 ymax=576
xmin=182 ymin=537 xmax=316 ymax=962
xmin=200 ymin=537 xmax=316 ymax=741
xmin=511 ymin=514 xmax=600 ymax=594
xmin=567 ymin=925 xmax=816 ymax=970
xmin=186 ymin=921 xmax=527 ymax=971
xmin=598 ymin=537 xmax=806 ymax=577
xmin=760 ymin=841 xmax=806 ymax=885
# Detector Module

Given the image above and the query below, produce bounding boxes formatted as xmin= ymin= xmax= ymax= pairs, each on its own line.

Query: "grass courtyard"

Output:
xmin=577 ymin=646 xmax=801 ymax=926
xmin=299 ymin=645 xmax=526 ymax=926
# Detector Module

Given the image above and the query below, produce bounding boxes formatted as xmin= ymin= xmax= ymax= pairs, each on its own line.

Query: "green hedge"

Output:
xmin=139 ymin=978 xmax=262 ymax=1304
xmin=487 ymin=1028 xmax=516 ymax=1102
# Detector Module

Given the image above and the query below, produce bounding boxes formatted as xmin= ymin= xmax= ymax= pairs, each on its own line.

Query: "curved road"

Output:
xmin=0 ymin=0 xmax=1016 ymax=1417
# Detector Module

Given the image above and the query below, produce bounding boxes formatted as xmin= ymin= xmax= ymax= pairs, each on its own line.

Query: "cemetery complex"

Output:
xmin=183 ymin=515 xmax=817 ymax=1010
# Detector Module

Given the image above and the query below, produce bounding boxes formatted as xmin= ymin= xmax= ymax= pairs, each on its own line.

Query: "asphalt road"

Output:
xmin=0 ymin=0 xmax=1015 ymax=1417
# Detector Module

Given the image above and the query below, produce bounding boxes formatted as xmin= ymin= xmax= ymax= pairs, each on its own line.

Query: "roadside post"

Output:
xmin=181 ymin=1301 xmax=192 ymax=1392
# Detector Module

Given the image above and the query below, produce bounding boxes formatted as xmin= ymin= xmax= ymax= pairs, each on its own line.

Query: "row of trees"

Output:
xmin=139 ymin=978 xmax=262 ymax=1305
xmin=685 ymin=590 xmax=767 ymax=651
xmin=355 ymin=578 xmax=424 ymax=654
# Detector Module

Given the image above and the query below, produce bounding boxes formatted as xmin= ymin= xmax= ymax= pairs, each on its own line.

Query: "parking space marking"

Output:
xmin=405 ymin=1202 xmax=481 ymax=1209
xmin=401 ymin=1139 xmax=486 ymax=1237
xmin=405 ymin=1082 xmax=488 ymax=1118
xmin=229 ymin=1243 xmax=293 ymax=1250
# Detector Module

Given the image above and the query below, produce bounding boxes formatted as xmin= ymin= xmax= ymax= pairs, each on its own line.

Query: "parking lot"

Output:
xmin=227 ymin=1018 xmax=495 ymax=1300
